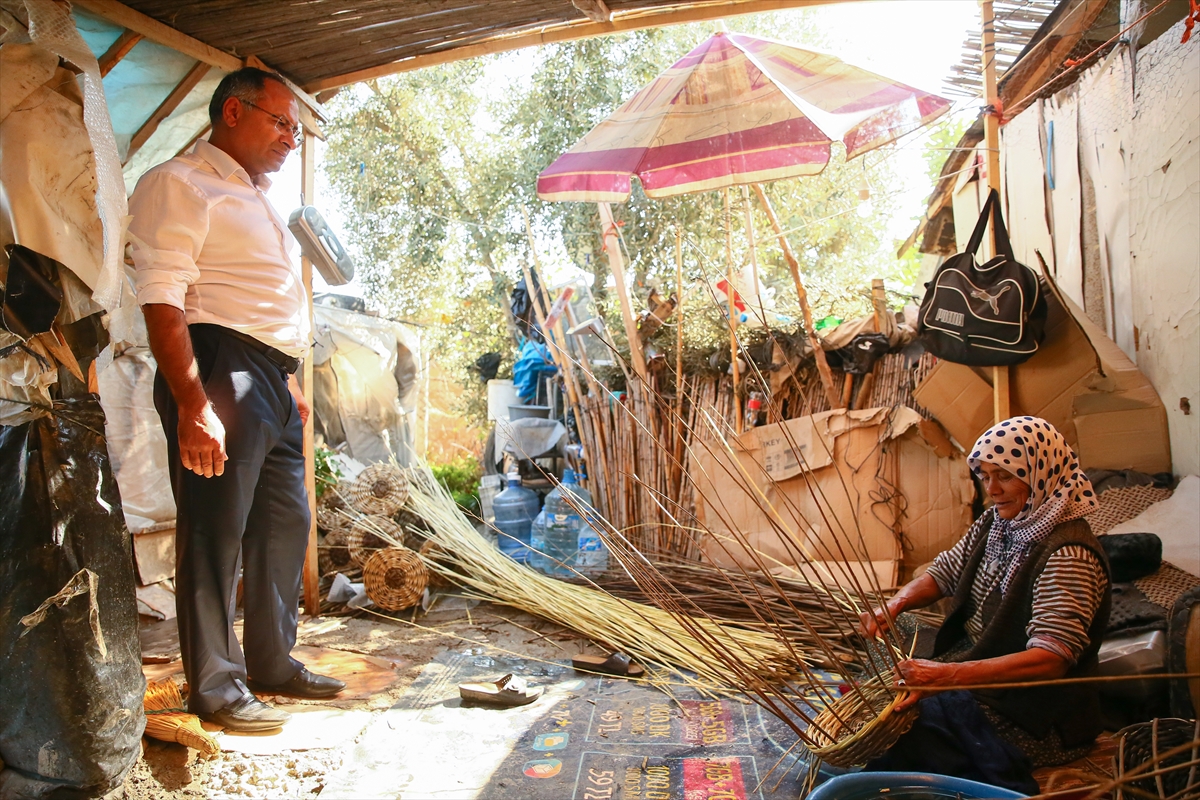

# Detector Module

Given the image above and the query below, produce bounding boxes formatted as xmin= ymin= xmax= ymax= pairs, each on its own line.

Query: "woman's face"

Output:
xmin=978 ymin=462 xmax=1032 ymax=520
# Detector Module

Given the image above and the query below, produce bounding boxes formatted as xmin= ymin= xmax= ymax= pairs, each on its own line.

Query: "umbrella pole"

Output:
xmin=724 ymin=188 xmax=742 ymax=434
xmin=750 ymin=183 xmax=843 ymax=409
xmin=598 ymin=202 xmax=648 ymax=386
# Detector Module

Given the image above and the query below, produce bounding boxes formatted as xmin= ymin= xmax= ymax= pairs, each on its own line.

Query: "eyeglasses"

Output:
xmin=243 ymin=101 xmax=302 ymax=142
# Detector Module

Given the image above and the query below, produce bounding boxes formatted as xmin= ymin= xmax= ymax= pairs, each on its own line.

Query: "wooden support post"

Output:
xmin=751 ymin=183 xmax=842 ymax=409
xmin=597 ymin=203 xmax=647 ymax=383
xmin=981 ymin=0 xmax=1011 ymax=423
xmin=724 ymin=189 xmax=741 ymax=434
xmin=299 ymin=136 xmax=320 ymax=617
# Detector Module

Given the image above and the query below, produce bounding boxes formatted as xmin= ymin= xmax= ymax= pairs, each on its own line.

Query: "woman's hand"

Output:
xmin=858 ymin=574 xmax=944 ymax=640
xmin=892 ymin=658 xmax=958 ymax=711
xmin=858 ymin=604 xmax=899 ymax=639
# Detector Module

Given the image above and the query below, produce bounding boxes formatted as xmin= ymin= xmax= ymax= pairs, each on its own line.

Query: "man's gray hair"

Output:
xmin=208 ymin=67 xmax=289 ymax=126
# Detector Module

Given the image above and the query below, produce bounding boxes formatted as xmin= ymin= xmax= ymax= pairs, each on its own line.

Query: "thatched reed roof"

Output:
xmin=80 ymin=0 xmax=843 ymax=97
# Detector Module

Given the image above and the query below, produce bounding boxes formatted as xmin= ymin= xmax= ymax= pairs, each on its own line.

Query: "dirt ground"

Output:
xmin=123 ymin=597 xmax=603 ymax=799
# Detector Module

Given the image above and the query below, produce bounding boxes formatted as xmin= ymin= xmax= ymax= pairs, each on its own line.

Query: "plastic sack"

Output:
xmin=0 ymin=398 xmax=145 ymax=796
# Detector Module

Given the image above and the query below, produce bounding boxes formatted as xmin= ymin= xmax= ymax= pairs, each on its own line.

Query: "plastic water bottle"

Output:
xmin=492 ymin=472 xmax=539 ymax=564
xmin=563 ymin=472 xmax=608 ymax=576
xmin=544 ymin=470 xmax=580 ymax=575
xmin=542 ymin=469 xmax=608 ymax=577
xmin=529 ymin=510 xmax=548 ymax=573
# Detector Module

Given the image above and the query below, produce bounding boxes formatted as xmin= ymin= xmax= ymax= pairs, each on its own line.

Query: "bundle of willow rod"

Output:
xmin=404 ymin=467 xmax=803 ymax=690
xmin=593 ymin=558 xmax=878 ymax=670
xmin=556 ymin=323 xmax=922 ymax=765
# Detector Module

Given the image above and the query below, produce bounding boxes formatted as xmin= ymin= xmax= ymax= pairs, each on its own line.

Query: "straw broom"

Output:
xmin=143 ymin=679 xmax=219 ymax=757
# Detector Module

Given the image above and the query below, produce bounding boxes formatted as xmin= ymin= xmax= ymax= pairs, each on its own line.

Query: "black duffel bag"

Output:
xmin=918 ymin=189 xmax=1047 ymax=365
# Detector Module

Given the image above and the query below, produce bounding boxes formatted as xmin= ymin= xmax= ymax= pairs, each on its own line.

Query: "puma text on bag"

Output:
xmin=917 ymin=189 xmax=1047 ymax=366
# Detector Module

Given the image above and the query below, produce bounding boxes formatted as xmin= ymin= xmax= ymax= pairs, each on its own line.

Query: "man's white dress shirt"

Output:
xmin=128 ymin=139 xmax=309 ymax=358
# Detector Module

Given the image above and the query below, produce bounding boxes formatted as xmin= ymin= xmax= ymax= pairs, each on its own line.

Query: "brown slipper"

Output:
xmin=572 ymin=652 xmax=645 ymax=678
xmin=459 ymin=673 xmax=543 ymax=706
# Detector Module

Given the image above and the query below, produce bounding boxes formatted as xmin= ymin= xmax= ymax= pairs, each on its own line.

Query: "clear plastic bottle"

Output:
xmin=529 ymin=510 xmax=549 ymax=574
xmin=492 ymin=472 xmax=539 ymax=563
xmin=745 ymin=392 xmax=764 ymax=429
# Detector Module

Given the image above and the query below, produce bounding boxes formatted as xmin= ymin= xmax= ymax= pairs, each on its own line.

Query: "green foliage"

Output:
xmin=314 ymin=444 xmax=342 ymax=499
xmin=429 ymin=456 xmax=482 ymax=513
xmin=323 ymin=13 xmax=929 ymax=420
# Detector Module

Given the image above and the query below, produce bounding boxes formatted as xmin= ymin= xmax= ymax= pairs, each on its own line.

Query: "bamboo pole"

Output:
xmin=597 ymin=202 xmax=647 ymax=383
xmin=750 ymin=183 xmax=842 ymax=409
xmin=299 ymin=132 xmax=319 ymax=616
xmin=981 ymin=0 xmax=1011 ymax=423
xmin=724 ymin=189 xmax=742 ymax=434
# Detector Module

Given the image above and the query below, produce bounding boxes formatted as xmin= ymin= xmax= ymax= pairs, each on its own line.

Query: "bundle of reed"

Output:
xmin=143 ymin=679 xmax=219 ymax=757
xmin=404 ymin=467 xmax=803 ymax=690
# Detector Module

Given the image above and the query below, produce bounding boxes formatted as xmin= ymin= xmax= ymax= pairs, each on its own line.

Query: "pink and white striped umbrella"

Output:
xmin=536 ymin=32 xmax=950 ymax=201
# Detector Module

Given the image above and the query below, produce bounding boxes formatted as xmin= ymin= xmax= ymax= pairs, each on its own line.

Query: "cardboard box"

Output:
xmin=133 ymin=526 xmax=175 ymax=586
xmin=913 ymin=273 xmax=1172 ymax=473
xmin=692 ymin=407 xmax=975 ymax=587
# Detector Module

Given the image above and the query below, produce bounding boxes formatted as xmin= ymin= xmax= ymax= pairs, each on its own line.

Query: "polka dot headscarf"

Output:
xmin=967 ymin=416 xmax=1099 ymax=592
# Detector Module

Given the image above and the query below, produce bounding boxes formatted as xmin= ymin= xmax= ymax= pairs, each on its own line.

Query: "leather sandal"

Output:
xmin=458 ymin=674 xmax=543 ymax=706
xmin=572 ymin=651 xmax=645 ymax=678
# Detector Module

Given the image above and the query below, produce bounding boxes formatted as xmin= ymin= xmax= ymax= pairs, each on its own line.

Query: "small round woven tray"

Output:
xmin=805 ymin=671 xmax=918 ymax=768
xmin=363 ymin=547 xmax=428 ymax=611
xmin=1117 ymin=717 xmax=1200 ymax=798
xmin=347 ymin=515 xmax=405 ymax=567
xmin=346 ymin=463 xmax=409 ymax=516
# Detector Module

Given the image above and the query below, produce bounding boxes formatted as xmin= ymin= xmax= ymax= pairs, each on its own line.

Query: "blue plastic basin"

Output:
xmin=806 ymin=772 xmax=1029 ymax=800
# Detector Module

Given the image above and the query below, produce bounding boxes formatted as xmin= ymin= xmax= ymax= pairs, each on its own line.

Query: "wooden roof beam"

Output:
xmin=999 ymin=0 xmax=1110 ymax=117
xmin=124 ymin=61 xmax=211 ymax=165
xmin=305 ymin=0 xmax=840 ymax=93
xmin=74 ymin=0 xmax=326 ymax=121
xmin=97 ymin=29 xmax=142 ymax=76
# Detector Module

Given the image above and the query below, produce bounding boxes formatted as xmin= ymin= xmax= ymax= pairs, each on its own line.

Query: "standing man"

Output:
xmin=129 ymin=68 xmax=344 ymax=732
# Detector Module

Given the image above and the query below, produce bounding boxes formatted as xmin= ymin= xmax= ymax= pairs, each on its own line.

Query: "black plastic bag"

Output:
xmin=834 ymin=332 xmax=891 ymax=375
xmin=0 ymin=398 xmax=145 ymax=796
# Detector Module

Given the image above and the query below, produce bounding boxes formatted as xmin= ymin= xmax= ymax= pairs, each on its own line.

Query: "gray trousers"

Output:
xmin=155 ymin=324 xmax=310 ymax=715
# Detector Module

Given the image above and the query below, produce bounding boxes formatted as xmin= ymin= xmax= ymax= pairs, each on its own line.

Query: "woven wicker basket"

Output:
xmin=805 ymin=670 xmax=918 ymax=767
xmin=363 ymin=547 xmax=428 ymax=610
xmin=1117 ymin=717 xmax=1200 ymax=798
xmin=346 ymin=463 xmax=409 ymax=516
xmin=323 ymin=528 xmax=354 ymax=572
xmin=347 ymin=515 xmax=405 ymax=566
xmin=316 ymin=485 xmax=351 ymax=532
xmin=419 ymin=539 xmax=455 ymax=589
xmin=395 ymin=506 xmax=432 ymax=549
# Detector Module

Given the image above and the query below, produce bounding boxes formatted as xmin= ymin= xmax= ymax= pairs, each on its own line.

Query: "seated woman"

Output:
xmin=859 ymin=416 xmax=1110 ymax=793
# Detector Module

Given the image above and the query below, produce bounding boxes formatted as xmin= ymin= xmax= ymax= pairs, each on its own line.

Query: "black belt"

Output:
xmin=192 ymin=324 xmax=301 ymax=375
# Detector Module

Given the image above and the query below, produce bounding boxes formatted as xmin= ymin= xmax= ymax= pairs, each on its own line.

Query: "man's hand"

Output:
xmin=179 ymin=401 xmax=227 ymax=477
xmin=288 ymin=374 xmax=309 ymax=427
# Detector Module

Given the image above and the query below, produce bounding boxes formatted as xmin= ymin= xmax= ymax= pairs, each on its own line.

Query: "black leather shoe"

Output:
xmin=247 ymin=667 xmax=346 ymax=699
xmin=204 ymin=694 xmax=291 ymax=732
